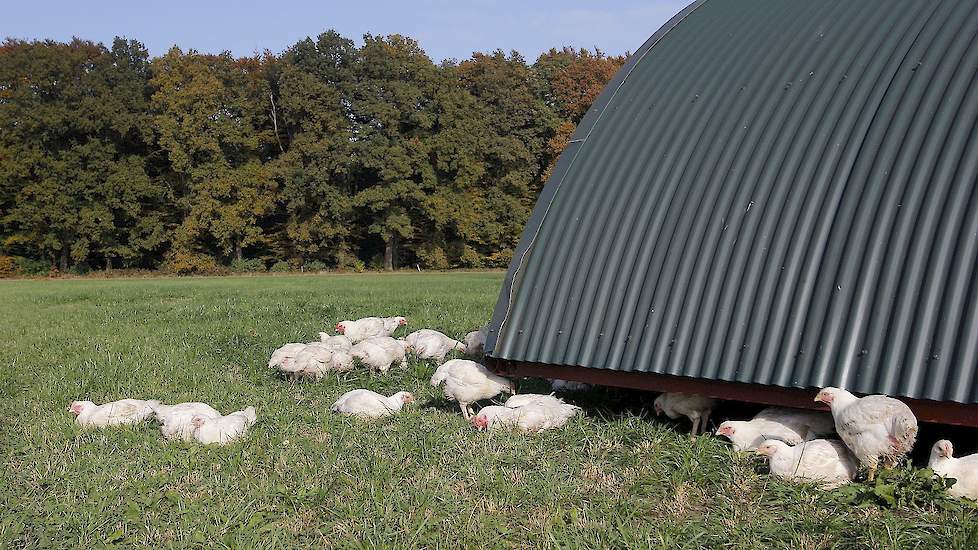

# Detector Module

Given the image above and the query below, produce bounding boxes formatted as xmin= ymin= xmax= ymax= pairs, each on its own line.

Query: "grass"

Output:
xmin=1 ymin=272 xmax=977 ymax=548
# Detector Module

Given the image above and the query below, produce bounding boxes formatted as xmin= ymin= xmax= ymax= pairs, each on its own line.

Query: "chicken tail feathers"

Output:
xmin=895 ymin=414 xmax=918 ymax=449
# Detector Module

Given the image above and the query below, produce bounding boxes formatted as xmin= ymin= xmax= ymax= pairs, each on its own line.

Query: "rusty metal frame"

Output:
xmin=486 ymin=358 xmax=978 ymax=427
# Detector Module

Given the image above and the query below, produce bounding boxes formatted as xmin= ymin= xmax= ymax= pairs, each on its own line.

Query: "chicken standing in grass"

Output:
xmin=331 ymin=390 xmax=415 ymax=419
xmin=350 ymin=340 xmax=399 ymax=372
xmin=755 ymin=439 xmax=858 ymax=488
xmin=463 ymin=325 xmax=489 ymax=355
xmin=430 ymin=359 xmax=515 ymax=419
xmin=191 ymin=406 xmax=257 ymax=445
xmin=334 ymin=316 xmax=406 ymax=342
xmin=360 ymin=336 xmax=409 ymax=368
xmin=68 ymin=399 xmax=160 ymax=428
xmin=471 ymin=396 xmax=580 ymax=433
xmin=405 ymin=329 xmax=466 ymax=360
xmin=154 ymin=402 xmax=222 ymax=441
xmin=654 ymin=392 xmax=716 ymax=436
xmin=929 ymin=440 xmax=978 ymax=500
xmin=814 ymin=387 xmax=917 ymax=480
xmin=715 ymin=407 xmax=835 ymax=451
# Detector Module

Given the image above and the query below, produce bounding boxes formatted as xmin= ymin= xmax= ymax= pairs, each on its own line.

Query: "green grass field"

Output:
xmin=2 ymin=273 xmax=977 ymax=548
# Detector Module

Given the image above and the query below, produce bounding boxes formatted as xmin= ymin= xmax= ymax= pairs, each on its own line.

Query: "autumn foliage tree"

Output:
xmin=0 ymin=32 xmax=626 ymax=273
xmin=151 ymin=48 xmax=278 ymax=265
xmin=534 ymin=47 xmax=627 ymax=180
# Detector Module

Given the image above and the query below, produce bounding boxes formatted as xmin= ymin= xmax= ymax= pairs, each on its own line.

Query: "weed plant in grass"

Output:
xmin=1 ymin=273 xmax=977 ymax=548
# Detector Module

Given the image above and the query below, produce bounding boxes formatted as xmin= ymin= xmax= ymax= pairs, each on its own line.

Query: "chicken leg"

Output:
xmin=690 ymin=416 xmax=701 ymax=438
xmin=460 ymin=403 xmax=472 ymax=420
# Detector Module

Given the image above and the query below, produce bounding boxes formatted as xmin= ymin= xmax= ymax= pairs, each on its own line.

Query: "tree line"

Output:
xmin=0 ymin=32 xmax=624 ymax=274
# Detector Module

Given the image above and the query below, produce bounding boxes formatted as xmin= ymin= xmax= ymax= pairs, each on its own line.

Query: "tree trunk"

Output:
xmin=106 ymin=256 xmax=113 ymax=271
xmin=392 ymin=234 xmax=399 ymax=270
xmin=235 ymin=242 xmax=243 ymax=262
xmin=384 ymin=235 xmax=394 ymax=271
xmin=59 ymin=248 xmax=69 ymax=272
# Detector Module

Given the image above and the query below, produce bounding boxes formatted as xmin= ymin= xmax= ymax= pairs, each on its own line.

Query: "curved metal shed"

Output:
xmin=485 ymin=0 xmax=978 ymax=425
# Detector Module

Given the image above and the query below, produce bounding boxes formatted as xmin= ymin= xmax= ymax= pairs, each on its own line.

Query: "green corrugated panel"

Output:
xmin=487 ymin=0 xmax=978 ymax=404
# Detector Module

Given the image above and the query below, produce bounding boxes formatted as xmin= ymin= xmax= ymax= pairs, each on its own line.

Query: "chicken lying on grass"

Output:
xmin=715 ymin=407 xmax=835 ymax=451
xmin=191 ymin=406 xmax=257 ymax=445
xmin=470 ymin=393 xmax=580 ymax=433
xmin=317 ymin=333 xmax=353 ymax=351
xmin=430 ymin=359 xmax=515 ymax=419
xmin=654 ymin=392 xmax=717 ymax=436
xmin=154 ymin=402 xmax=223 ymax=441
xmin=275 ymin=342 xmax=354 ymax=378
xmin=267 ymin=343 xmax=308 ymax=373
xmin=334 ymin=316 xmax=406 ymax=342
xmin=929 ymin=440 xmax=978 ymax=500
xmin=68 ymin=399 xmax=160 ymax=428
xmin=331 ymin=390 xmax=415 ymax=419
xmin=755 ymin=439 xmax=858 ymax=489
xmin=814 ymin=387 xmax=918 ymax=481
xmin=405 ymin=329 xmax=466 ymax=360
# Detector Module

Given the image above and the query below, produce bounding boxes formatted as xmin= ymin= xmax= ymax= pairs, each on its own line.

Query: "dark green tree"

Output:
xmin=349 ymin=34 xmax=439 ymax=270
xmin=0 ymin=38 xmax=167 ymax=270
xmin=274 ymin=31 xmax=358 ymax=267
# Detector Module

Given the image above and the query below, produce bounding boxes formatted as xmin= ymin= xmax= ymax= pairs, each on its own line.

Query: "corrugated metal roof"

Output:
xmin=487 ymin=0 xmax=978 ymax=404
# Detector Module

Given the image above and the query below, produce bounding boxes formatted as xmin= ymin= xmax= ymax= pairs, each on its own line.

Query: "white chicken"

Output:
xmin=463 ymin=325 xmax=489 ymax=355
xmin=350 ymin=340 xmax=398 ymax=372
xmin=755 ymin=439 xmax=858 ymax=489
xmin=330 ymin=349 xmax=355 ymax=371
xmin=360 ymin=336 xmax=409 ymax=367
xmin=267 ymin=343 xmax=308 ymax=372
xmin=291 ymin=342 xmax=353 ymax=378
xmin=470 ymin=398 xmax=580 ymax=433
xmin=405 ymin=329 xmax=466 ymax=360
xmin=191 ymin=406 xmax=257 ymax=445
xmin=551 ymin=379 xmax=592 ymax=393
xmin=715 ymin=407 xmax=835 ymax=451
xmin=929 ymin=440 xmax=978 ymax=500
xmin=814 ymin=387 xmax=918 ymax=480
xmin=317 ymin=333 xmax=353 ymax=351
xmin=654 ymin=392 xmax=717 ymax=436
xmin=68 ymin=399 xmax=160 ymax=428
xmin=334 ymin=316 xmax=406 ymax=342
xmin=331 ymin=390 xmax=415 ymax=419
xmin=430 ymin=359 xmax=516 ymax=419
xmin=154 ymin=402 xmax=223 ymax=441
xmin=504 ymin=393 xmax=567 ymax=408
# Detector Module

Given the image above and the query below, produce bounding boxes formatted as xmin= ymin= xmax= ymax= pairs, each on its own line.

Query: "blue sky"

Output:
xmin=4 ymin=0 xmax=689 ymax=62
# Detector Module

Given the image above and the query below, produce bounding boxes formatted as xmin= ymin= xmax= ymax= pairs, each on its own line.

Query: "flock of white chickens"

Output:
xmin=67 ymin=400 xmax=257 ymax=445
xmin=68 ymin=314 xmax=978 ymax=501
